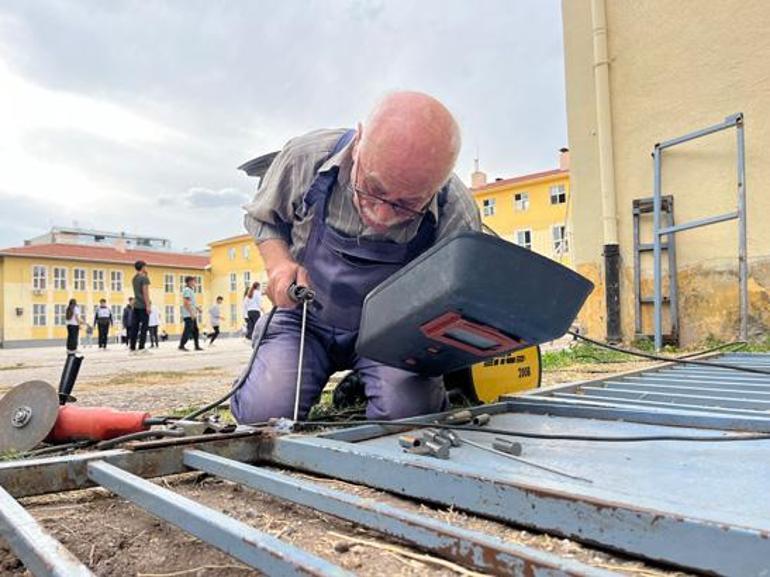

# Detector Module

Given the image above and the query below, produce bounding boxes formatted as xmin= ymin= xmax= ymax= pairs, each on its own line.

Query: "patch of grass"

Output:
xmin=0 ymin=362 xmax=27 ymax=371
xmin=104 ymin=367 xmax=222 ymax=386
xmin=0 ymin=450 xmax=22 ymax=462
xmin=162 ymin=403 xmax=236 ymax=424
xmin=541 ymin=343 xmax=640 ymax=370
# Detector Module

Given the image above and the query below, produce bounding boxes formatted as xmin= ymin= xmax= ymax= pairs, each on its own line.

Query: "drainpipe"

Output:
xmin=591 ymin=0 xmax=621 ymax=342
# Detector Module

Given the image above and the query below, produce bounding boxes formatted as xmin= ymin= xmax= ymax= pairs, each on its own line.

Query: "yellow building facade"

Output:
xmin=562 ymin=0 xmax=770 ymax=345
xmin=208 ymin=234 xmax=268 ymax=333
xmin=471 ymin=161 xmax=571 ymax=267
xmin=0 ymin=244 xmax=210 ymax=348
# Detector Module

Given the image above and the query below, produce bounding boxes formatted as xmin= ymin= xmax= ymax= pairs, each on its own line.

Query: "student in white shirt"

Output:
xmin=148 ymin=307 xmax=161 ymax=348
xmin=65 ymin=298 xmax=83 ymax=354
xmin=244 ymin=281 xmax=263 ymax=340
xmin=208 ymin=296 xmax=224 ymax=345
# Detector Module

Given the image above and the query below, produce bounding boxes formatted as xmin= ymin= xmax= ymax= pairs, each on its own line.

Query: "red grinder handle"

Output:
xmin=47 ymin=406 xmax=150 ymax=443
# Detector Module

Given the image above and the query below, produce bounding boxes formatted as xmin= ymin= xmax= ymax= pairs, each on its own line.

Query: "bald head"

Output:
xmin=352 ymin=92 xmax=461 ymax=228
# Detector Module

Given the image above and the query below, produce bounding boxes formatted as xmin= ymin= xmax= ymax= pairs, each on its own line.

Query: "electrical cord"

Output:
xmin=294 ymin=419 xmax=770 ymax=442
xmin=568 ymin=332 xmax=770 ymax=376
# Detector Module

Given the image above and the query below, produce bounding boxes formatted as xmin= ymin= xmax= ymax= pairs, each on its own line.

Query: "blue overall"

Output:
xmin=231 ymin=130 xmax=448 ymax=423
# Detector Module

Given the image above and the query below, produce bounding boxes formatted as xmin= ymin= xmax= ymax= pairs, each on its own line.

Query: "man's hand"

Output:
xmin=267 ymin=260 xmax=310 ymax=308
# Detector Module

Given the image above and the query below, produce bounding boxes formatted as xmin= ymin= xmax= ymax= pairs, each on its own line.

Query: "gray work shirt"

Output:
xmin=243 ymin=128 xmax=481 ymax=258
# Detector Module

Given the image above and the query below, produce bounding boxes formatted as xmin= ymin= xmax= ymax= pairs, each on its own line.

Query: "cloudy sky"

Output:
xmin=0 ymin=1 xmax=566 ymax=252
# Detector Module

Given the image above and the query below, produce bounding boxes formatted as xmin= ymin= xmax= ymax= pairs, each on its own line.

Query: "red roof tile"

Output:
xmin=0 ymin=243 xmax=209 ymax=270
xmin=472 ymin=168 xmax=568 ymax=194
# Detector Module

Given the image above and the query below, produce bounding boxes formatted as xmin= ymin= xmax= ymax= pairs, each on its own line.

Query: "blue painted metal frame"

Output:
xmin=0 ymin=484 xmax=94 ymax=577
xmin=87 ymin=460 xmax=353 ymax=577
xmin=184 ymin=449 xmax=619 ymax=577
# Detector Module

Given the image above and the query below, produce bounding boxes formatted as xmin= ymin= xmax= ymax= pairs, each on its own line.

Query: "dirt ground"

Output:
xmin=0 ymin=339 xmax=686 ymax=577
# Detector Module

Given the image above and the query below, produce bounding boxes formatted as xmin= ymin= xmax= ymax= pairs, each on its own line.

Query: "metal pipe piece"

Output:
xmin=657 ymin=211 xmax=738 ymax=236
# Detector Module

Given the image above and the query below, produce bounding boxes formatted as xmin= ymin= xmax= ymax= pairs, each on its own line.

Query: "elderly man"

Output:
xmin=232 ymin=91 xmax=481 ymax=424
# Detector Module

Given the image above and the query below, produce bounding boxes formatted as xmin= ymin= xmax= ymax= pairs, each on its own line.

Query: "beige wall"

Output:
xmin=563 ymin=0 xmax=770 ymax=344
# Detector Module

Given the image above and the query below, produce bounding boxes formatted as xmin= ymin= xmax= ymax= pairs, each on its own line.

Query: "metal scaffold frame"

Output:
xmin=652 ymin=113 xmax=748 ymax=350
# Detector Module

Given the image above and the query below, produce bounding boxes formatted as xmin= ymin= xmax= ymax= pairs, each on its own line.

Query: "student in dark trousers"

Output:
xmin=122 ymin=297 xmax=134 ymax=345
xmin=65 ymin=298 xmax=82 ymax=353
xmin=179 ymin=276 xmax=203 ymax=351
xmin=148 ymin=307 xmax=160 ymax=348
xmin=244 ymin=281 xmax=262 ymax=340
xmin=208 ymin=296 xmax=224 ymax=346
xmin=94 ymin=298 xmax=113 ymax=349
xmin=129 ymin=260 xmax=152 ymax=353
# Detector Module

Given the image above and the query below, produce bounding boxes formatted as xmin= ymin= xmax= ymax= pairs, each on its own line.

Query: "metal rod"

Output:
xmin=578 ymin=386 xmax=770 ymax=410
xmin=551 ymin=392 xmax=770 ymax=416
xmin=0 ymin=484 xmax=95 ymax=576
xmin=458 ymin=437 xmax=592 ymax=483
xmin=737 ymin=117 xmax=749 ymax=340
xmin=657 ymin=211 xmax=738 ymax=236
xmin=657 ymin=114 xmax=741 ymax=149
xmin=183 ymin=450 xmax=614 ymax=577
xmin=653 ymin=147 xmax=663 ymax=350
xmin=87 ymin=460 xmax=352 ymax=577
xmin=293 ymin=299 xmax=309 ymax=422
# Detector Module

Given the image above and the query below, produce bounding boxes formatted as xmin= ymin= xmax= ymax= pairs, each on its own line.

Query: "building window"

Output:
xmin=243 ymin=271 xmax=251 ymax=291
xmin=553 ymin=225 xmax=569 ymax=255
xmin=53 ymin=267 xmax=67 ymax=290
xmin=165 ymin=305 xmax=175 ymax=325
xmin=73 ymin=268 xmax=86 ymax=291
xmin=515 ymin=230 xmax=532 ymax=250
xmin=230 ymin=304 xmax=237 ymax=324
xmin=229 ymin=273 xmax=237 ymax=292
xmin=482 ymin=198 xmax=495 ymax=217
xmin=228 ymin=247 xmax=236 ymax=261
xmin=164 ymin=273 xmax=174 ymax=293
xmin=111 ymin=305 xmax=122 ymax=326
xmin=32 ymin=266 xmax=47 ymax=290
xmin=110 ymin=270 xmax=123 ymax=292
xmin=54 ymin=304 xmax=67 ymax=326
xmin=33 ymin=304 xmax=47 ymax=326
xmin=196 ymin=309 xmax=203 ymax=324
xmin=549 ymin=184 xmax=567 ymax=205
xmin=178 ymin=275 xmax=186 ymax=293
xmin=194 ymin=275 xmax=203 ymax=294
xmin=514 ymin=192 xmax=530 ymax=212
xmin=243 ymin=245 xmax=251 ymax=260
xmin=92 ymin=270 xmax=105 ymax=291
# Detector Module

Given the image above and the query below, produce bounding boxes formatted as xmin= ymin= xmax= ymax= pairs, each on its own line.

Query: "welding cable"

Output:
xmin=294 ymin=420 xmax=770 ymax=442
xmin=178 ymin=306 xmax=278 ymax=421
xmin=95 ymin=428 xmax=187 ymax=450
xmin=568 ymin=332 xmax=770 ymax=376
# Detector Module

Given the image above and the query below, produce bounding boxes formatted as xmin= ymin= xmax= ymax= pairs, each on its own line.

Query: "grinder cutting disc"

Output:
xmin=0 ymin=380 xmax=59 ymax=453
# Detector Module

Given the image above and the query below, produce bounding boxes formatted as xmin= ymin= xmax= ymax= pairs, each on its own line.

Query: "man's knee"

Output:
xmin=365 ymin=373 xmax=447 ymax=420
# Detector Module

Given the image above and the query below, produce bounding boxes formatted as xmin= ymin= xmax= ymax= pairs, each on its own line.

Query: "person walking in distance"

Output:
xmin=129 ymin=260 xmax=152 ymax=353
xmin=244 ymin=281 xmax=262 ymax=340
xmin=64 ymin=298 xmax=83 ymax=354
xmin=148 ymin=306 xmax=160 ymax=348
xmin=179 ymin=276 xmax=203 ymax=351
xmin=94 ymin=298 xmax=113 ymax=350
xmin=121 ymin=297 xmax=134 ymax=345
xmin=241 ymin=286 xmax=250 ymax=338
xmin=208 ymin=296 xmax=224 ymax=346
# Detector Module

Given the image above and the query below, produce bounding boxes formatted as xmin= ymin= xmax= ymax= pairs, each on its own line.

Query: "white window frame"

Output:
xmin=54 ymin=304 xmax=67 ymax=326
xmin=92 ymin=269 xmax=105 ymax=291
xmin=111 ymin=305 xmax=122 ymax=326
xmin=110 ymin=270 xmax=123 ymax=292
xmin=552 ymin=225 xmax=569 ymax=255
xmin=482 ymin=198 xmax=496 ymax=217
xmin=178 ymin=275 xmax=186 ymax=293
xmin=32 ymin=266 xmax=47 ymax=290
xmin=33 ymin=304 xmax=47 ymax=326
xmin=53 ymin=267 xmax=67 ymax=290
xmin=514 ymin=192 xmax=530 ymax=212
xmin=228 ymin=247 xmax=236 ymax=261
xmin=243 ymin=271 xmax=251 ymax=291
xmin=229 ymin=273 xmax=237 ymax=292
xmin=164 ymin=273 xmax=175 ymax=293
xmin=515 ymin=229 xmax=532 ymax=250
xmin=165 ymin=305 xmax=176 ymax=325
xmin=549 ymin=184 xmax=567 ymax=205
xmin=243 ymin=245 xmax=251 ymax=260
xmin=230 ymin=303 xmax=237 ymax=324
xmin=73 ymin=268 xmax=86 ymax=291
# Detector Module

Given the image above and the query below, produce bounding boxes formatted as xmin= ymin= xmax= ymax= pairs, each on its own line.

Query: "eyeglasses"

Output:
xmin=351 ymin=161 xmax=432 ymax=220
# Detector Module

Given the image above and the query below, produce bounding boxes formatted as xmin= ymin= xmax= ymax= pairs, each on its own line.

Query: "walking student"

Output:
xmin=129 ymin=260 xmax=151 ymax=353
xmin=122 ymin=297 xmax=134 ymax=345
xmin=94 ymin=298 xmax=113 ymax=349
xmin=64 ymin=298 xmax=83 ymax=354
xmin=244 ymin=281 xmax=262 ymax=340
xmin=208 ymin=296 xmax=224 ymax=346
xmin=179 ymin=276 xmax=203 ymax=351
xmin=148 ymin=306 xmax=160 ymax=348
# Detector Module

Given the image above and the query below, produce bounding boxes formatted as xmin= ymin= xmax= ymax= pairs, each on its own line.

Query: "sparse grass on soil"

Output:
xmin=101 ymin=367 xmax=223 ymax=387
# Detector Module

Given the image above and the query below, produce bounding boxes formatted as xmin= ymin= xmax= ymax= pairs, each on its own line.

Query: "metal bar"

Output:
xmin=657 ymin=114 xmax=741 ymax=149
xmin=633 ymin=200 xmax=642 ymax=334
xmin=0 ymin=432 xmax=268 ymax=499
xmin=269 ymin=435 xmax=770 ymax=576
xmin=502 ymin=396 xmax=770 ymax=432
xmin=184 ymin=450 xmax=617 ymax=577
xmin=0 ymin=484 xmax=95 ymax=577
xmin=551 ymin=392 xmax=770 ymax=416
xmin=666 ymin=198 xmax=679 ymax=342
xmin=628 ymin=374 xmax=770 ymax=386
xmin=602 ymin=381 xmax=770 ymax=400
xmin=579 ymin=386 xmax=770 ymax=410
xmin=737 ymin=117 xmax=749 ymax=341
xmin=657 ymin=211 xmax=738 ymax=236
xmin=87 ymin=460 xmax=352 ymax=577
xmin=653 ymin=146 xmax=663 ymax=350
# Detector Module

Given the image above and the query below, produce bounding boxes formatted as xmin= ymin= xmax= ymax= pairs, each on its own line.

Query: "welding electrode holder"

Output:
xmin=287 ymin=282 xmax=315 ymax=303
